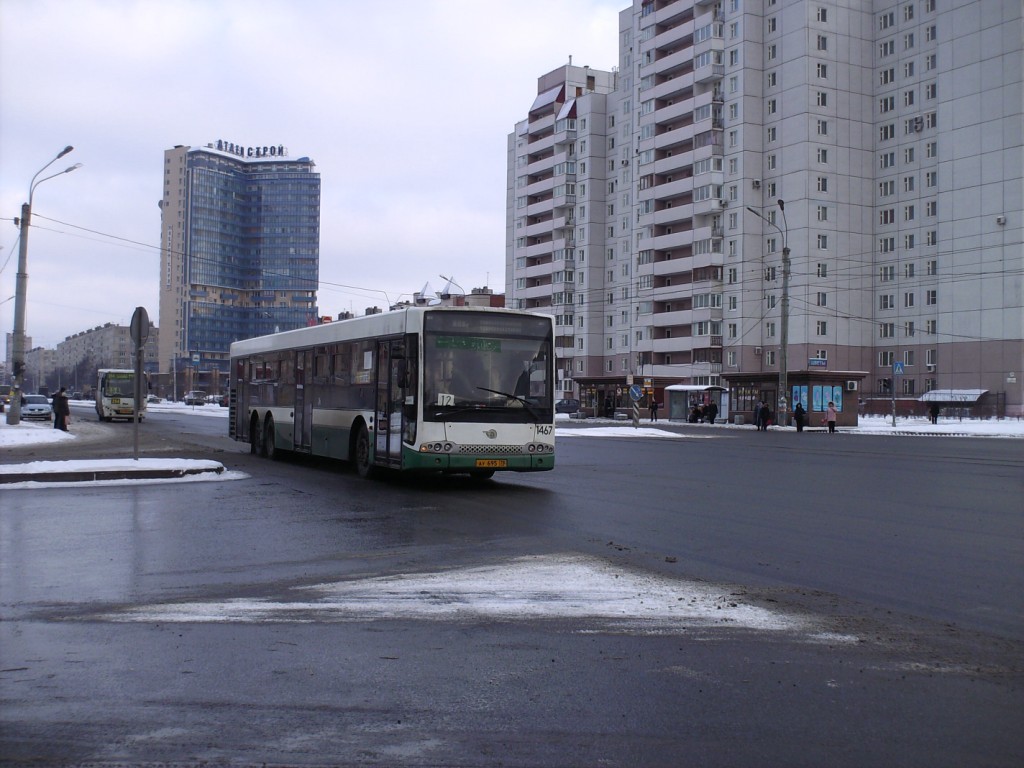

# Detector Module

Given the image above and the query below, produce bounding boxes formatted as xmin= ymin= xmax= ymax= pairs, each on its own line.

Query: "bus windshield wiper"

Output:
xmin=476 ymin=386 xmax=540 ymax=419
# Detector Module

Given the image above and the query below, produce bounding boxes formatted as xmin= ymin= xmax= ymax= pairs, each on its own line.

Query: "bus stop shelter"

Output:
xmin=663 ymin=384 xmax=729 ymax=422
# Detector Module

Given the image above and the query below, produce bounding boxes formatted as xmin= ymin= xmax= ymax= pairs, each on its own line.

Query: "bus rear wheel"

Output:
xmin=354 ymin=424 xmax=374 ymax=478
xmin=249 ymin=414 xmax=261 ymax=455
xmin=263 ymin=416 xmax=277 ymax=460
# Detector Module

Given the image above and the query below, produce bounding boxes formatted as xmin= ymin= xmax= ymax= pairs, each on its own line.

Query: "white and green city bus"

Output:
xmin=95 ymin=368 xmax=148 ymax=421
xmin=228 ymin=306 xmax=556 ymax=478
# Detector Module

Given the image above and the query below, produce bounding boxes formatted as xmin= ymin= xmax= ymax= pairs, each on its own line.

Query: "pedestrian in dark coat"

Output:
xmin=759 ymin=402 xmax=772 ymax=431
xmin=793 ymin=402 xmax=806 ymax=432
xmin=52 ymin=387 xmax=71 ymax=432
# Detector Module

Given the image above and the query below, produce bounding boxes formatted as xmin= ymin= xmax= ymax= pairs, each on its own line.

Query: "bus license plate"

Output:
xmin=476 ymin=459 xmax=507 ymax=468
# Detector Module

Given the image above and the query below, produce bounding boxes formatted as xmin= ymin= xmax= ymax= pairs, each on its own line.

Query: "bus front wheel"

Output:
xmin=354 ymin=424 xmax=374 ymax=478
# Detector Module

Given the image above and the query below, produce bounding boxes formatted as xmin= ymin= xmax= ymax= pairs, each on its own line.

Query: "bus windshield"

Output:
xmin=422 ymin=311 xmax=553 ymax=423
xmin=101 ymin=372 xmax=135 ymax=397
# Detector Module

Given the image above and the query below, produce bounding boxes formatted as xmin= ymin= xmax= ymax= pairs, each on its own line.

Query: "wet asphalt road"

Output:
xmin=1 ymin=409 xmax=1022 ymax=766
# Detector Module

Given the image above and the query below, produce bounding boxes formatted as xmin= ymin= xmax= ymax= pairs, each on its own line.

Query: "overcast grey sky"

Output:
xmin=0 ymin=0 xmax=622 ymax=348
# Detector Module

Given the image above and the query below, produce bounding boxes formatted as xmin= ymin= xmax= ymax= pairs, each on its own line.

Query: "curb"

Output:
xmin=0 ymin=465 xmax=224 ymax=485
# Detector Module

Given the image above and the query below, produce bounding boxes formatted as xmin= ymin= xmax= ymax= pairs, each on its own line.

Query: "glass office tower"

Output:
xmin=158 ymin=143 xmax=321 ymax=395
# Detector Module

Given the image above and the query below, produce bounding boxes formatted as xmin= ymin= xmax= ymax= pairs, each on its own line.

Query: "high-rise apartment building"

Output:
xmin=507 ymin=0 xmax=1023 ymax=418
xmin=158 ymin=142 xmax=321 ymax=393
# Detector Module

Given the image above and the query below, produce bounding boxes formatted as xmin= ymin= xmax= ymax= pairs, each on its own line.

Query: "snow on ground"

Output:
xmin=93 ymin=553 xmax=826 ymax=638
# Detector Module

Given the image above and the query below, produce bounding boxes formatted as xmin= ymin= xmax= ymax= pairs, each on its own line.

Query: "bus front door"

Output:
xmin=375 ymin=339 xmax=405 ymax=467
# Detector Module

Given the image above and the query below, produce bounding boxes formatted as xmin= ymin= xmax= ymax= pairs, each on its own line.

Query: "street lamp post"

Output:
xmin=747 ymin=199 xmax=791 ymax=427
xmin=6 ymin=146 xmax=81 ymax=425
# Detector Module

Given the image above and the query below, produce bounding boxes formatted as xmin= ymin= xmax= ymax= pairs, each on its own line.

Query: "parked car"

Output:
xmin=146 ymin=394 xmax=162 ymax=404
xmin=183 ymin=390 xmax=207 ymax=406
xmin=555 ymin=398 xmax=581 ymax=414
xmin=21 ymin=394 xmax=53 ymax=420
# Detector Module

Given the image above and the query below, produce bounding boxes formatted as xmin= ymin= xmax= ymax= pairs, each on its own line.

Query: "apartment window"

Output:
xmin=767 ymin=126 xmax=777 ymax=142
xmin=880 ymin=95 xmax=895 ymax=112
xmin=880 ymin=151 xmax=895 ymax=169
xmin=905 ymin=263 xmax=915 ymax=278
xmin=880 ymin=294 xmax=895 ymax=310
xmin=926 ymin=319 xmax=937 ymax=335
xmin=904 ymin=90 xmax=915 ymax=106
xmin=817 ymin=148 xmax=828 ymax=164
xmin=926 ymin=112 xmax=937 ymax=128
xmin=880 ymin=208 xmax=895 ymax=225
xmin=766 ymin=45 xmax=776 ymax=61
xmin=816 ymin=263 xmax=828 ymax=278
xmin=817 ymin=205 xmax=828 ymax=221
xmin=904 ymin=292 xmax=915 ymax=308
xmin=816 ymin=7 xmax=828 ymax=22
xmin=880 ymin=68 xmax=895 ymax=85
xmin=879 ymin=11 xmax=895 ymax=30
xmin=879 ymin=322 xmax=895 ymax=338
xmin=767 ymin=99 xmax=777 ymax=115
xmin=905 ymin=233 xmax=916 ymax=249
xmin=905 ymin=147 xmax=915 ymax=163
xmin=729 ymin=239 xmax=737 ymax=256
xmin=904 ymin=33 xmax=915 ymax=49
xmin=926 ymin=53 xmax=937 ymax=71
xmin=767 ymin=17 xmax=777 ymax=33
xmin=880 ymin=180 xmax=895 ymax=196
xmin=817 ymin=176 xmax=828 ymax=193
xmin=904 ymin=61 xmax=915 ymax=78
xmin=926 ymin=201 xmax=937 ymax=216
xmin=904 ymin=176 xmax=915 ymax=192
xmin=904 ymin=3 xmax=914 ymax=21
xmin=766 ymin=322 xmax=776 ymax=337
xmin=767 ymin=71 xmax=777 ymax=87
xmin=817 ymin=234 xmax=828 ymax=250
xmin=925 ymin=0 xmax=935 ymax=11
xmin=926 ymin=289 xmax=937 ymax=305
xmin=816 ymin=321 xmax=828 ymax=336
xmin=905 ymin=204 xmax=915 ymax=221
xmin=730 ymin=21 xmax=739 ymax=39
xmin=817 ymin=34 xmax=828 ymax=51
xmin=817 ymin=119 xmax=828 ymax=135
xmin=729 ymin=130 xmax=738 ymax=147
xmin=926 ymin=349 xmax=937 ymax=366
xmin=728 ymin=295 xmax=738 ymax=311
xmin=880 ymin=237 xmax=896 ymax=253
xmin=729 ymin=75 xmax=739 ymax=93
xmin=766 ymin=182 xmax=776 ymax=197
xmin=926 ymin=141 xmax=938 ymax=158
xmin=767 ymin=154 xmax=777 ymax=170
xmin=902 ymin=379 xmax=916 ymax=396
xmin=767 ymin=237 xmax=777 ymax=254
xmin=765 ymin=350 xmax=776 ymax=366
xmin=731 ymin=49 xmax=741 ymax=65
xmin=764 ymin=266 xmax=777 ymax=281
xmin=925 ymin=83 xmax=937 ymax=100
xmin=729 ymin=103 xmax=739 ymax=120
xmin=728 ymin=267 xmax=738 ymax=284
xmin=880 ymin=40 xmax=895 ymax=57
xmin=880 ymin=265 xmax=895 ymax=282
xmin=905 ymin=321 xmax=915 ymax=337
xmin=816 ymin=63 xmax=828 ymax=79
xmin=816 ymin=292 xmax=827 ymax=307
xmin=927 ymin=259 xmax=938 ymax=275
xmin=727 ymin=351 xmax=737 ymax=367
xmin=879 ymin=351 xmax=895 ymax=367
